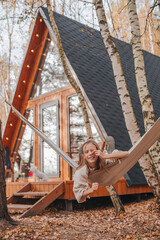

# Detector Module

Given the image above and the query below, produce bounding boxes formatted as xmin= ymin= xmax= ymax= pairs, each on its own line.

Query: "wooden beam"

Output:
xmin=3 ymin=14 xmax=49 ymax=156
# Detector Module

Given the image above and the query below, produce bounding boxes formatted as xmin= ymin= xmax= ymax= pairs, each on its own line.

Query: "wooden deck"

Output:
xmin=6 ymin=179 xmax=152 ymax=218
xmin=6 ymin=178 xmax=152 ymax=200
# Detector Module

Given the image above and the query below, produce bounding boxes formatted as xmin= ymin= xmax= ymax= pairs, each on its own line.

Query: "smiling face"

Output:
xmin=82 ymin=142 xmax=98 ymax=168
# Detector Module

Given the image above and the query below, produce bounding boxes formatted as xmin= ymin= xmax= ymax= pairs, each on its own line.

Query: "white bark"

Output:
xmin=46 ymin=0 xmax=93 ymax=138
xmin=128 ymin=0 xmax=160 ymax=177
xmin=47 ymin=0 xmax=125 ymax=212
xmin=106 ymin=185 xmax=124 ymax=213
xmin=143 ymin=2 xmax=154 ymax=54
xmin=93 ymin=0 xmax=159 ymax=200
xmin=5 ymin=1 xmax=17 ymax=102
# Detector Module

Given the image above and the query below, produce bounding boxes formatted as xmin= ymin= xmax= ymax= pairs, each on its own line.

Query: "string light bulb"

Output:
xmin=6 ymin=137 xmax=9 ymax=140
xmin=23 ymin=80 xmax=26 ymax=83
xmin=27 ymin=65 xmax=30 ymax=68
xmin=39 ymin=19 xmax=43 ymax=22
xmin=36 ymin=34 xmax=39 ymax=37
xmin=9 ymin=123 xmax=13 ymax=127
xmin=31 ymin=49 xmax=34 ymax=53
xmin=18 ymin=94 xmax=21 ymax=98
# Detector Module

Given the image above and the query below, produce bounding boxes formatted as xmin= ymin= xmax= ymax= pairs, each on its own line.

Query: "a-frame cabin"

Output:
xmin=3 ymin=7 xmax=160 ymax=217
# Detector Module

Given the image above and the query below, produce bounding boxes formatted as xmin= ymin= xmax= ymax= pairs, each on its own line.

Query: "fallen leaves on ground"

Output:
xmin=0 ymin=195 xmax=159 ymax=240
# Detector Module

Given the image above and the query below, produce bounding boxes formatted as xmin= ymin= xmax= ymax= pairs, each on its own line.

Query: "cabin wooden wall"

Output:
xmin=6 ymin=179 xmax=152 ymax=199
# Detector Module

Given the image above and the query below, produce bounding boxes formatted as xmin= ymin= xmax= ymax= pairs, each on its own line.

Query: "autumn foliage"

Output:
xmin=0 ymin=196 xmax=159 ymax=239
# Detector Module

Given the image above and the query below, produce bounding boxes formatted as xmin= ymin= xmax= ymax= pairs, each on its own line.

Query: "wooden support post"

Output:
xmin=136 ymin=194 xmax=141 ymax=202
xmin=65 ymin=199 xmax=73 ymax=211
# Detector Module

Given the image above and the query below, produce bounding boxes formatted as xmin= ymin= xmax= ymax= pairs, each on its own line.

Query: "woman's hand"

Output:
xmin=82 ymin=182 xmax=99 ymax=197
xmin=93 ymin=150 xmax=108 ymax=159
xmin=91 ymin=182 xmax=99 ymax=192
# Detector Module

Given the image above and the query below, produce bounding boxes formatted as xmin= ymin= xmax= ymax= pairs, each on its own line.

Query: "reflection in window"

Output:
xmin=18 ymin=109 xmax=34 ymax=177
xmin=41 ymin=101 xmax=59 ymax=177
xmin=68 ymin=95 xmax=102 ymax=163
xmin=34 ymin=40 xmax=69 ymax=97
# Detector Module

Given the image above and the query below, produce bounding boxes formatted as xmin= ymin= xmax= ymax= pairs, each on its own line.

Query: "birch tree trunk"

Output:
xmin=62 ymin=0 xmax=65 ymax=15
xmin=93 ymin=0 xmax=159 ymax=201
xmin=0 ymin=121 xmax=18 ymax=226
xmin=47 ymin=0 xmax=124 ymax=213
xmin=127 ymin=0 xmax=160 ymax=178
xmin=5 ymin=0 xmax=17 ymax=102
xmin=47 ymin=0 xmax=92 ymax=139
xmin=106 ymin=185 xmax=124 ymax=213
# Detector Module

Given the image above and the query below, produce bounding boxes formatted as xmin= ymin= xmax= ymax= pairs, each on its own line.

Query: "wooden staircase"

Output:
xmin=7 ymin=181 xmax=64 ymax=218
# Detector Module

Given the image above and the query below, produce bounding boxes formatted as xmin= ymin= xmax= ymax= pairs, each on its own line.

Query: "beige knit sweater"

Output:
xmin=73 ymin=159 xmax=116 ymax=203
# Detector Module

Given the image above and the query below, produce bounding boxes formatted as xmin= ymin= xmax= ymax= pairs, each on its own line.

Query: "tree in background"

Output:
xmin=2 ymin=0 xmax=17 ymax=102
xmin=46 ymin=0 xmax=125 ymax=213
xmin=127 ymin=0 xmax=160 ymax=179
xmin=106 ymin=0 xmax=160 ymax=57
xmin=0 ymin=120 xmax=18 ymax=228
xmin=93 ymin=0 xmax=159 ymax=203
xmin=0 ymin=0 xmax=33 ymax=129
xmin=0 ymin=55 xmax=8 ymax=130
xmin=108 ymin=0 xmax=131 ymax=42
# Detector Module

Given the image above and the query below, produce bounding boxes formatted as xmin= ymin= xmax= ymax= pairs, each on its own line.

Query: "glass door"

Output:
xmin=40 ymin=100 xmax=59 ymax=177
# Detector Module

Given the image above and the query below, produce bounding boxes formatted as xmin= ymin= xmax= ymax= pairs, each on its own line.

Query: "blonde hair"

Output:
xmin=77 ymin=139 xmax=105 ymax=174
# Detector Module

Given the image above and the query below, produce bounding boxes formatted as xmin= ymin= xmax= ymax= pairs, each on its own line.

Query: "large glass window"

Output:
xmin=16 ymin=109 xmax=34 ymax=178
xmin=68 ymin=95 xmax=102 ymax=163
xmin=34 ymin=40 xmax=69 ymax=97
xmin=40 ymin=100 xmax=59 ymax=177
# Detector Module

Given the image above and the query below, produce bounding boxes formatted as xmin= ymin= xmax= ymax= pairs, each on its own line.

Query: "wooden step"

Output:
xmin=13 ymin=192 xmax=48 ymax=197
xmin=7 ymin=204 xmax=32 ymax=210
xmin=20 ymin=182 xmax=64 ymax=218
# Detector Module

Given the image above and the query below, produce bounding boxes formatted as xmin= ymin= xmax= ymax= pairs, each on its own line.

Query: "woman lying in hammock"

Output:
xmin=73 ymin=139 xmax=128 ymax=203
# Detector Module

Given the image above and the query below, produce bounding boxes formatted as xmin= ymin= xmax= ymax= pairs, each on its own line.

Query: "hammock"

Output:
xmin=88 ymin=117 xmax=160 ymax=186
xmin=6 ymin=100 xmax=160 ymax=185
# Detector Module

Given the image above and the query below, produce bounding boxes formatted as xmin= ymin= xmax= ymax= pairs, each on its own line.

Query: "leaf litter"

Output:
xmin=0 ymin=194 xmax=159 ymax=240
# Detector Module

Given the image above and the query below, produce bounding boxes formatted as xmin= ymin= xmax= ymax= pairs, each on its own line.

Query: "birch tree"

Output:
xmin=93 ymin=0 xmax=159 ymax=202
xmin=46 ymin=0 xmax=124 ymax=213
xmin=127 ymin=0 xmax=160 ymax=177
xmin=4 ymin=0 xmax=17 ymax=102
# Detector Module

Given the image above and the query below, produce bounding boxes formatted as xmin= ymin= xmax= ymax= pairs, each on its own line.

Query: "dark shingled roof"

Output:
xmin=41 ymin=8 xmax=160 ymax=186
